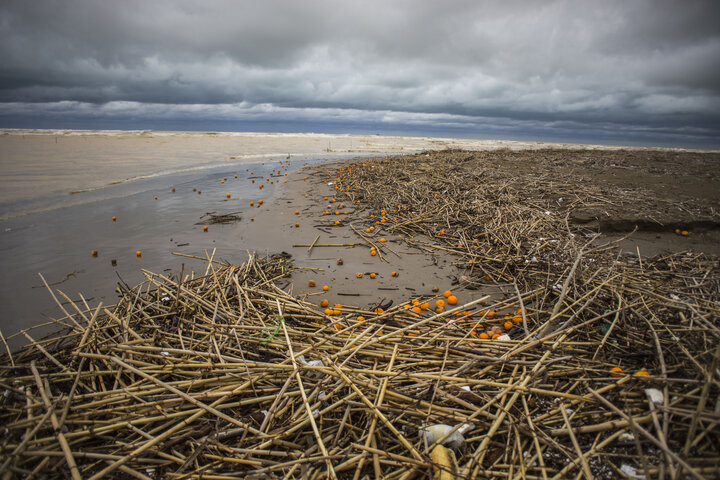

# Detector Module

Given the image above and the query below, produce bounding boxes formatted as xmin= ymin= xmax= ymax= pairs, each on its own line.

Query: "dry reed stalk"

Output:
xmin=1 ymin=149 xmax=719 ymax=478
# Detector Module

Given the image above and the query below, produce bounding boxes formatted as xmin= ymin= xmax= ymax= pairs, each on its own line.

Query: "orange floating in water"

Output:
xmin=154 ymin=196 xmax=158 ymax=200
xmin=258 ymin=200 xmax=263 ymax=205
xmin=308 ymin=280 xmax=316 ymax=287
xmin=203 ymin=226 xmax=208 ymax=232
xmin=322 ymin=285 xmax=329 ymax=291
xmin=320 ymin=299 xmax=329 ymax=307
xmin=91 ymin=250 xmax=98 ymax=257
xmin=226 ymin=193 xmax=231 ymax=199
xmin=136 ymin=250 xmax=142 ymax=257
xmin=447 ymin=295 xmax=458 ymax=305
xmin=112 ymin=216 xmax=116 ymax=222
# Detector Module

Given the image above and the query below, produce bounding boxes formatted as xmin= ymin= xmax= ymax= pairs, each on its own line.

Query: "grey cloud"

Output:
xmin=1 ymin=0 xmax=719 ymax=146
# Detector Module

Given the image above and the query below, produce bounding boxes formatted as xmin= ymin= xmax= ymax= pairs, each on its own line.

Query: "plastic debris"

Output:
xmin=645 ymin=388 xmax=664 ymax=405
xmin=419 ymin=422 xmax=474 ymax=450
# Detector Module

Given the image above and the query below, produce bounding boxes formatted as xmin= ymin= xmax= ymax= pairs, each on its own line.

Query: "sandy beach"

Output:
xmin=4 ymin=130 xmax=707 ymax=348
xmin=1 ymin=132 xmax=719 ymax=478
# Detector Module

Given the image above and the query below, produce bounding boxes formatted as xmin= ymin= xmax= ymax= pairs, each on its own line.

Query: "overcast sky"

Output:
xmin=1 ymin=0 xmax=719 ymax=147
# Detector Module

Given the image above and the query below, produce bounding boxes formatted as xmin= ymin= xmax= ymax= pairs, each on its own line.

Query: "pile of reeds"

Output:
xmin=1 ymin=148 xmax=719 ymax=479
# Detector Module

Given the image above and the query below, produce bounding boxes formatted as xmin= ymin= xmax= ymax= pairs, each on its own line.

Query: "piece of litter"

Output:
xmin=497 ymin=334 xmax=511 ymax=341
xmin=645 ymin=388 xmax=664 ymax=405
xmin=461 ymin=385 xmax=471 ymax=391
xmin=620 ymin=463 xmax=646 ymax=479
xmin=160 ymin=351 xmax=170 ymax=356
xmin=618 ymin=432 xmax=635 ymax=443
xmin=419 ymin=422 xmax=474 ymax=450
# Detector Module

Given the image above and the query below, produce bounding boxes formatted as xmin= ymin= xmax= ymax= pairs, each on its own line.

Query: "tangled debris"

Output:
xmin=1 ymin=149 xmax=719 ymax=479
xmin=199 ymin=211 xmax=243 ymax=225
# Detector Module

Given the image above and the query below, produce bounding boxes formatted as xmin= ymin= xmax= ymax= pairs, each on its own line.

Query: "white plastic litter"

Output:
xmin=620 ymin=463 xmax=646 ymax=479
xmin=419 ymin=422 xmax=474 ymax=450
xmin=497 ymin=334 xmax=511 ymax=341
xmin=645 ymin=388 xmax=664 ymax=405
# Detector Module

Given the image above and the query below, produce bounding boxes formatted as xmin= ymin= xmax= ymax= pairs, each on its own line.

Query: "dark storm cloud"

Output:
xmin=1 ymin=0 xmax=719 ymax=144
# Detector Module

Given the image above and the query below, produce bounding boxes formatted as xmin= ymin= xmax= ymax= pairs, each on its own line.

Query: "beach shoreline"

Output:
xmin=1 ymin=146 xmax=718 ymax=478
xmin=2 ymin=142 xmax=719 ymax=352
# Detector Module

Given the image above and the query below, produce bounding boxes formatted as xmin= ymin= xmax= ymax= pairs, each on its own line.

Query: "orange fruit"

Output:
xmin=203 ymin=226 xmax=208 ymax=232
xmin=504 ymin=321 xmax=513 ymax=330
xmin=391 ymin=271 xmax=397 ymax=277
xmin=634 ymin=369 xmax=650 ymax=376
xmin=322 ymin=285 xmax=329 ymax=291
xmin=112 ymin=216 xmax=116 ymax=221
xmin=308 ymin=280 xmax=316 ymax=287
xmin=447 ymin=295 xmax=458 ymax=305
xmin=91 ymin=250 xmax=98 ymax=256
xmin=435 ymin=299 xmax=446 ymax=308
xmin=479 ymin=332 xmax=489 ymax=339
xmin=443 ymin=290 xmax=452 ymax=298
xmin=420 ymin=302 xmax=430 ymax=310
xmin=357 ymin=316 xmax=365 ymax=322
xmin=610 ymin=366 xmax=623 ymax=377
xmin=356 ymin=272 xmax=363 ymax=278
xmin=412 ymin=306 xmax=422 ymax=313
xmin=370 ymin=273 xmax=377 ymax=279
